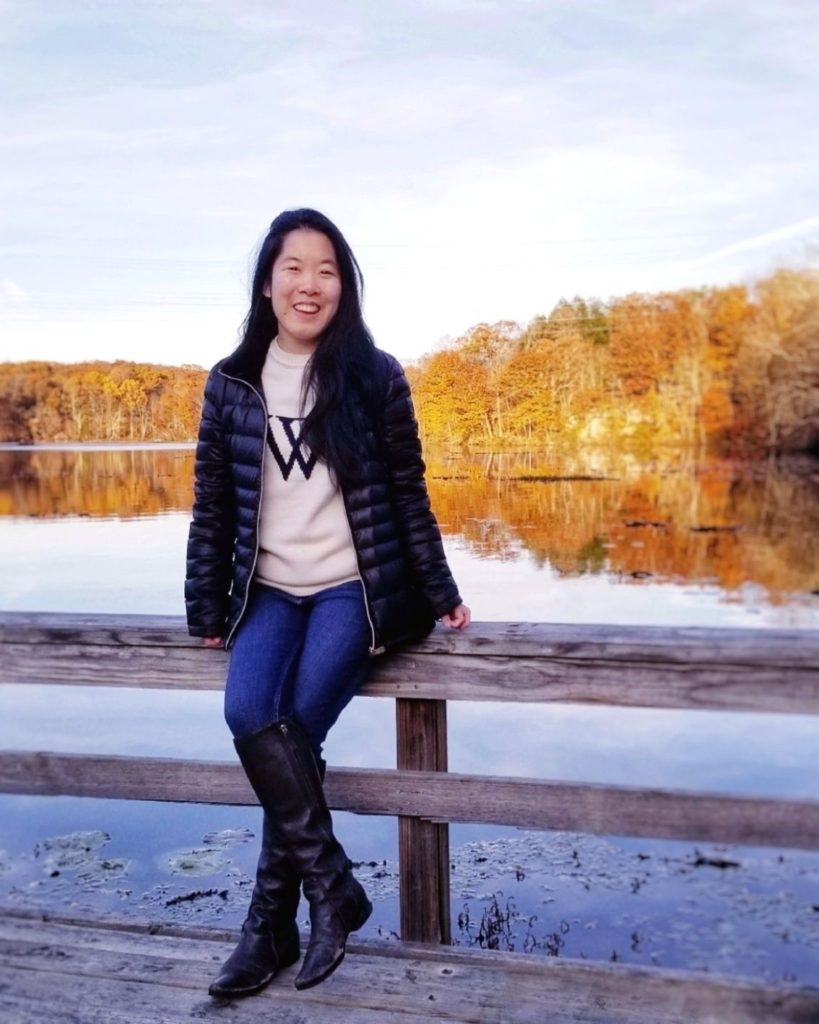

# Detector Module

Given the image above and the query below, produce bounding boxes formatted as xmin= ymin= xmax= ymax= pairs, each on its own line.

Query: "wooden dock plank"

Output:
xmin=0 ymin=964 xmax=440 ymax=1024
xmin=0 ymin=912 xmax=817 ymax=1024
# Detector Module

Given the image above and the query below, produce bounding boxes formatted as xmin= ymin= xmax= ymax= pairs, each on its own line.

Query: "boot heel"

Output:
xmin=345 ymin=878 xmax=372 ymax=932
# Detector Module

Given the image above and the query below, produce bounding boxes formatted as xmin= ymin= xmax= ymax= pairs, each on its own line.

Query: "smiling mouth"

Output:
xmin=293 ymin=303 xmax=320 ymax=314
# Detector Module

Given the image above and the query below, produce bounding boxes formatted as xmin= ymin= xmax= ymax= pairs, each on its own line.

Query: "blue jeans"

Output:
xmin=224 ymin=580 xmax=372 ymax=758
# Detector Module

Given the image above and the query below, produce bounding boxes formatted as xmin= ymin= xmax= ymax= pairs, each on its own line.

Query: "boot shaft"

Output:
xmin=235 ymin=718 xmax=351 ymax=892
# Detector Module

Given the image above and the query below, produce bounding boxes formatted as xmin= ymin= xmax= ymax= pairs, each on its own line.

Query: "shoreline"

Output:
xmin=0 ymin=441 xmax=197 ymax=452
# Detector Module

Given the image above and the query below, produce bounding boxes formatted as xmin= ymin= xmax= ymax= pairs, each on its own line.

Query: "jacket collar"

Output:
xmin=218 ymin=341 xmax=268 ymax=386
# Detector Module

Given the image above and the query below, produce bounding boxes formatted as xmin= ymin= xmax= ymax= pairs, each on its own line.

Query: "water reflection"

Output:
xmin=4 ymin=445 xmax=816 ymax=604
xmin=425 ymin=451 xmax=819 ymax=603
xmin=0 ymin=446 xmax=194 ymax=519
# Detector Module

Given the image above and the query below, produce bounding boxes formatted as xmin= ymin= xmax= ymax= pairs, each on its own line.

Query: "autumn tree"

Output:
xmin=410 ymin=348 xmax=489 ymax=446
xmin=742 ymin=269 xmax=819 ymax=453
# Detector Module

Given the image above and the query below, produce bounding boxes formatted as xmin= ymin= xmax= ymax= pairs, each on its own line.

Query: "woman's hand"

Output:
xmin=440 ymin=604 xmax=471 ymax=630
xmin=203 ymin=636 xmax=224 ymax=649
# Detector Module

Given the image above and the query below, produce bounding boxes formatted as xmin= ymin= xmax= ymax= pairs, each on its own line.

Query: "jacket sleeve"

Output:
xmin=184 ymin=369 xmax=236 ymax=637
xmin=381 ymin=355 xmax=463 ymax=618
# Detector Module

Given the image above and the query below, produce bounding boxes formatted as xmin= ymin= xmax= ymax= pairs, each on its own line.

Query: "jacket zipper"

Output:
xmin=364 ymin=605 xmax=384 ymax=657
xmin=340 ymin=488 xmax=383 ymax=657
xmin=219 ymin=368 xmax=385 ymax=656
xmin=219 ymin=369 xmax=267 ymax=650
xmin=359 ymin=566 xmax=384 ymax=656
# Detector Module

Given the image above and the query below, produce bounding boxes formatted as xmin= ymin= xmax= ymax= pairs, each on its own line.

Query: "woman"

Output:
xmin=185 ymin=208 xmax=470 ymax=997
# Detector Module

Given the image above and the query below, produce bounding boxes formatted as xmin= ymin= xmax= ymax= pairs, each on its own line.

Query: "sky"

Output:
xmin=1 ymin=0 xmax=818 ymax=369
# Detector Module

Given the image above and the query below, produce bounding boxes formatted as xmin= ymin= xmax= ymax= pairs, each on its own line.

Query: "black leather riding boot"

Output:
xmin=208 ymin=812 xmax=302 ymax=997
xmin=234 ymin=718 xmax=372 ymax=991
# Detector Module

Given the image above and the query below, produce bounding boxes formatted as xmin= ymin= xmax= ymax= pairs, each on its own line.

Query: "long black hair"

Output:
xmin=232 ymin=208 xmax=381 ymax=483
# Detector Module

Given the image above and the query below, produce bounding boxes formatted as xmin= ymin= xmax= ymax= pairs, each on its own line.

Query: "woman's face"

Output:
xmin=265 ymin=228 xmax=342 ymax=354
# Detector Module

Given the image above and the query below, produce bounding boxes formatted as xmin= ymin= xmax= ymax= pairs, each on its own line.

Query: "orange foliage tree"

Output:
xmin=0 ymin=361 xmax=207 ymax=442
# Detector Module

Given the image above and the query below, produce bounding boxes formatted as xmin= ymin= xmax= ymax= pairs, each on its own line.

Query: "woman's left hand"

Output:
xmin=440 ymin=603 xmax=471 ymax=629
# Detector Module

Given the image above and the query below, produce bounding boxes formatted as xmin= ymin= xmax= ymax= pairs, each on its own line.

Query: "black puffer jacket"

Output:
xmin=184 ymin=346 xmax=462 ymax=653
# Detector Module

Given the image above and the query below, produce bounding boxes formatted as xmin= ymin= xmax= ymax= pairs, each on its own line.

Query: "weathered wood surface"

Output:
xmin=4 ymin=611 xmax=819 ymax=664
xmin=397 ymin=698 xmax=451 ymax=943
xmin=3 ymin=751 xmax=818 ymax=851
xmin=3 ymin=612 xmax=818 ymax=714
xmin=1 ymin=911 xmax=817 ymax=1024
xmin=3 ymin=610 xmax=819 ymax=1017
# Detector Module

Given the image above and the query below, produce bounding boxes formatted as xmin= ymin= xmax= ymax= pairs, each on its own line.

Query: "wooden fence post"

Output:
xmin=396 ymin=697 xmax=451 ymax=944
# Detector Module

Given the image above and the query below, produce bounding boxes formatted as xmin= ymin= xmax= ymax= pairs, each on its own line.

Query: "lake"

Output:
xmin=1 ymin=444 xmax=818 ymax=983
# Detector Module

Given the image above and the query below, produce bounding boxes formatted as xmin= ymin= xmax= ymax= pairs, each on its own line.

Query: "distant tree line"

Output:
xmin=407 ymin=268 xmax=819 ymax=456
xmin=0 ymin=361 xmax=207 ymax=442
xmin=1 ymin=268 xmax=817 ymax=453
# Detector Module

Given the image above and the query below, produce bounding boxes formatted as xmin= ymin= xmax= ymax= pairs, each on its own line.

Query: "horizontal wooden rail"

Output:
xmin=3 ymin=751 xmax=819 ymax=851
xmin=2 ymin=612 xmax=819 ymax=714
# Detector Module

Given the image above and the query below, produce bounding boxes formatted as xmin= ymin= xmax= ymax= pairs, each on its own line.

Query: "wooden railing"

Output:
xmin=2 ymin=611 xmax=818 ymax=956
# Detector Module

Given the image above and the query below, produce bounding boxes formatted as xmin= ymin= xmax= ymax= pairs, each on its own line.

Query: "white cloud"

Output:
xmin=688 ymin=216 xmax=819 ymax=266
xmin=1 ymin=279 xmax=27 ymax=304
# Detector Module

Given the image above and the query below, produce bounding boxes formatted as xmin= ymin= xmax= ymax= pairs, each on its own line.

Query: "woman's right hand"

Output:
xmin=203 ymin=636 xmax=224 ymax=648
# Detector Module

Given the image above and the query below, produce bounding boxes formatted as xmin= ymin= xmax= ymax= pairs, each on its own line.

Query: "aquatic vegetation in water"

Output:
xmin=34 ymin=830 xmax=112 ymax=873
xmin=163 ymin=847 xmax=227 ymax=877
xmin=350 ymin=859 xmax=397 ymax=902
xmin=30 ymin=830 xmax=132 ymax=889
xmin=201 ymin=827 xmax=255 ymax=848
xmin=450 ymin=832 xmax=819 ymax=984
xmin=141 ymin=875 xmax=251 ymax=921
xmin=0 ymin=829 xmax=135 ymax=910
xmin=74 ymin=858 xmax=130 ymax=887
xmin=165 ymin=888 xmax=228 ymax=907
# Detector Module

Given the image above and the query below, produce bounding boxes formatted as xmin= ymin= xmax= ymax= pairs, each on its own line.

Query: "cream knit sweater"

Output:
xmin=255 ymin=339 xmax=359 ymax=595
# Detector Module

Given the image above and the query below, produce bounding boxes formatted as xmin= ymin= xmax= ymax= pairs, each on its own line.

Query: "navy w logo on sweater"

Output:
xmin=266 ymin=416 xmax=317 ymax=481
